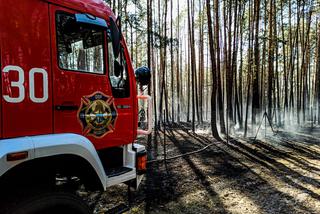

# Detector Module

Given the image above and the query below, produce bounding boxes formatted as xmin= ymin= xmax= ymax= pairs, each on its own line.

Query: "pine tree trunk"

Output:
xmin=267 ymin=0 xmax=274 ymax=119
xmin=252 ymin=0 xmax=260 ymax=125
xmin=170 ymin=0 xmax=174 ymax=123
xmin=214 ymin=0 xmax=226 ymax=134
xmin=317 ymin=22 xmax=320 ymax=124
xmin=176 ymin=0 xmax=180 ymax=123
xmin=206 ymin=0 xmax=220 ymax=140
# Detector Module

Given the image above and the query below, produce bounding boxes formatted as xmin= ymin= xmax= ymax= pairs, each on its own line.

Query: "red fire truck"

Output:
xmin=0 ymin=0 xmax=152 ymax=213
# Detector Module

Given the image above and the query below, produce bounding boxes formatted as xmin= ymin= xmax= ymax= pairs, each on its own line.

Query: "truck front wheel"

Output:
xmin=5 ymin=191 xmax=92 ymax=214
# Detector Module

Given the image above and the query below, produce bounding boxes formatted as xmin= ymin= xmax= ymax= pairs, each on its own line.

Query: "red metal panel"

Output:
xmin=1 ymin=0 xmax=53 ymax=138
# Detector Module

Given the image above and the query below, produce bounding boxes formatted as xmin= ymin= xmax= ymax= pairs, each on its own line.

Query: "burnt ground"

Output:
xmin=84 ymin=123 xmax=320 ymax=214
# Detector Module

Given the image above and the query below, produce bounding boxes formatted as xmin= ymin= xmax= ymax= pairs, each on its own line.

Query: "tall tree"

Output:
xmin=170 ymin=0 xmax=174 ymax=123
xmin=188 ymin=0 xmax=196 ymax=132
xmin=317 ymin=21 xmax=320 ymax=123
xmin=267 ymin=0 xmax=274 ymax=118
xmin=252 ymin=0 xmax=261 ymax=124
xmin=206 ymin=0 xmax=220 ymax=139
xmin=214 ymin=0 xmax=226 ymax=134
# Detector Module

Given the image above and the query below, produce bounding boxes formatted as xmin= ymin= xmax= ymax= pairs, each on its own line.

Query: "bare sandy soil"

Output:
xmin=85 ymin=124 xmax=320 ymax=214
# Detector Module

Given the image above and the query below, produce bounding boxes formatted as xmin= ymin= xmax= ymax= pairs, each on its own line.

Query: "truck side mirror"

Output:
xmin=109 ymin=17 xmax=121 ymax=59
xmin=135 ymin=67 xmax=151 ymax=86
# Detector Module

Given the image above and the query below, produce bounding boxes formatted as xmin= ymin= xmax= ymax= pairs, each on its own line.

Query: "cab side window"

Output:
xmin=56 ymin=12 xmax=105 ymax=74
xmin=107 ymin=34 xmax=130 ymax=98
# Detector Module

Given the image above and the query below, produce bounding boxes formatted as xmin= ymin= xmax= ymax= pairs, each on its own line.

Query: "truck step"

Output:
xmin=106 ymin=167 xmax=133 ymax=178
xmin=105 ymin=203 xmax=130 ymax=214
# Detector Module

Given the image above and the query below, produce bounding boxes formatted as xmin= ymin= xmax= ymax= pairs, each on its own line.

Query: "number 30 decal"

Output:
xmin=2 ymin=65 xmax=49 ymax=103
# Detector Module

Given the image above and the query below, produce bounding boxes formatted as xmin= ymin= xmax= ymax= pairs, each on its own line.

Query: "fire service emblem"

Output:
xmin=78 ymin=92 xmax=118 ymax=138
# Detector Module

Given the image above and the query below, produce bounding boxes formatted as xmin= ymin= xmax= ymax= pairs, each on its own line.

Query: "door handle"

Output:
xmin=55 ymin=105 xmax=79 ymax=111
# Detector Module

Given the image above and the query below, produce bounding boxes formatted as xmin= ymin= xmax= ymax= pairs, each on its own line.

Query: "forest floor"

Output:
xmin=84 ymin=123 xmax=320 ymax=214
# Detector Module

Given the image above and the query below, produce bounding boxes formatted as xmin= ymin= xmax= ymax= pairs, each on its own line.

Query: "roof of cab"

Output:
xmin=43 ymin=0 xmax=115 ymax=20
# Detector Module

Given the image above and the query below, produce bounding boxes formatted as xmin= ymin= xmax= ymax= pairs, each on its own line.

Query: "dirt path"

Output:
xmin=88 ymin=125 xmax=320 ymax=214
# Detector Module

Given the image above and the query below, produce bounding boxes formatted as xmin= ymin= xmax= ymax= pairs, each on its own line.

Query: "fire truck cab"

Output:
xmin=0 ymin=0 xmax=152 ymax=213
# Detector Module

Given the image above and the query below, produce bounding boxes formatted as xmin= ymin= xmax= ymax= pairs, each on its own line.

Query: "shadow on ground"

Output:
xmin=89 ymin=123 xmax=320 ymax=214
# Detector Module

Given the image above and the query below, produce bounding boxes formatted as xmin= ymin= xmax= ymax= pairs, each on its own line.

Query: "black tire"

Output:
xmin=5 ymin=191 xmax=92 ymax=214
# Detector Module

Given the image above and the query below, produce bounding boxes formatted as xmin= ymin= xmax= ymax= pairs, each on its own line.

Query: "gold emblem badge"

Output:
xmin=78 ymin=92 xmax=117 ymax=138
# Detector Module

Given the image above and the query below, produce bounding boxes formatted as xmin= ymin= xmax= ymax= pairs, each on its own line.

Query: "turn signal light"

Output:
xmin=136 ymin=152 xmax=147 ymax=175
xmin=7 ymin=151 xmax=28 ymax=161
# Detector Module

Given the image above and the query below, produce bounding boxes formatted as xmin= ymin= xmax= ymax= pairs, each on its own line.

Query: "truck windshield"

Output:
xmin=56 ymin=12 xmax=105 ymax=74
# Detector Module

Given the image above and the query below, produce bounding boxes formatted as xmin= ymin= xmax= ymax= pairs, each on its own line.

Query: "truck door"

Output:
xmin=50 ymin=6 xmax=135 ymax=149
